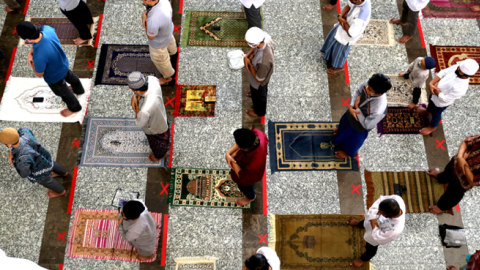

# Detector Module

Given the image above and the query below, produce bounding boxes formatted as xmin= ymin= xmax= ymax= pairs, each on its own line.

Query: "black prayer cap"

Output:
xmin=245 ymin=254 xmax=269 ymax=270
xmin=122 ymin=200 xmax=145 ymax=220
xmin=368 ymin=73 xmax=392 ymax=95
xmin=16 ymin=21 xmax=40 ymax=40
xmin=233 ymin=128 xmax=256 ymax=148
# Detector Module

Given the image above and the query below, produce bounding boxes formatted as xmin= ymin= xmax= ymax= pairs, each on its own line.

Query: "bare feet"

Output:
xmin=420 ymin=126 xmax=436 ymax=136
xmin=323 ymin=4 xmax=336 ymax=11
xmin=246 ymin=91 xmax=251 ymax=97
xmin=327 ymin=66 xmax=345 ymax=74
xmin=346 ymin=217 xmax=360 ymax=227
xmin=428 ymin=205 xmax=442 ymax=214
xmin=137 ymin=253 xmax=156 ymax=262
xmin=414 ymin=105 xmax=428 ymax=115
xmin=427 ymin=168 xmax=440 ymax=178
xmin=73 ymin=38 xmax=88 ymax=46
xmin=334 ymin=128 xmax=338 ymax=135
xmin=398 ymin=72 xmax=405 ymax=77
xmin=235 ymin=196 xmax=255 ymax=207
xmin=47 ymin=190 xmax=66 ymax=198
xmin=407 ymin=103 xmax=417 ymax=109
xmin=149 ymin=152 xmax=167 ymax=162
xmin=397 ymin=35 xmax=413 ymax=44
xmin=447 ymin=266 xmax=459 ymax=270
xmin=335 ymin=150 xmax=349 ymax=159
xmin=51 ymin=172 xmax=68 ymax=178
xmin=159 ymin=77 xmax=173 ymax=85
xmin=389 ymin=18 xmax=406 ymax=25
xmin=471 ymin=4 xmax=480 ymax=12
xmin=60 ymin=108 xmax=75 ymax=117
xmin=4 ymin=7 xmax=17 ymax=13
xmin=246 ymin=109 xmax=259 ymax=117
xmin=350 ymin=258 xmax=365 ymax=269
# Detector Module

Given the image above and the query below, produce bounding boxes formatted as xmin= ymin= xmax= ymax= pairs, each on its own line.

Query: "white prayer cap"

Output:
xmin=127 ymin=71 xmax=146 ymax=90
xmin=459 ymin=59 xmax=479 ymax=76
xmin=245 ymin=27 xmax=266 ymax=45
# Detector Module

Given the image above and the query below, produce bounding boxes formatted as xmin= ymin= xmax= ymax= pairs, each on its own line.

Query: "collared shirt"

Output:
xmin=136 ymin=76 xmax=168 ymax=135
xmin=118 ymin=200 xmax=158 ymax=250
xmin=431 ymin=64 xmax=470 ymax=108
xmin=405 ymin=0 xmax=430 ymax=12
xmin=256 ymin=247 xmax=281 ymax=270
xmin=247 ymin=35 xmax=274 ymax=89
xmin=364 ymin=195 xmax=406 ymax=246
xmin=334 ymin=0 xmax=371 ymax=46
xmin=454 ymin=135 xmax=480 ymax=190
xmin=407 ymin=57 xmax=429 ymax=88
xmin=33 ymin=26 xmax=69 ymax=84
xmin=146 ymin=0 xmax=174 ymax=49
xmin=240 ymin=0 xmax=266 ymax=8
xmin=58 ymin=0 xmax=80 ymax=11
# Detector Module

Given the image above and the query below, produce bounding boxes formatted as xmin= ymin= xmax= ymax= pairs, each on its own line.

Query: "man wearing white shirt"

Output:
xmin=389 ymin=0 xmax=430 ymax=43
xmin=240 ymin=0 xmax=265 ymax=29
xmin=347 ymin=195 xmax=406 ymax=269
xmin=416 ymin=59 xmax=479 ymax=136
xmin=243 ymin=247 xmax=280 ymax=270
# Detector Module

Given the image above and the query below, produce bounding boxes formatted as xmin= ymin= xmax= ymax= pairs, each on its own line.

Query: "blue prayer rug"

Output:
xmin=268 ymin=121 xmax=359 ymax=173
xmin=80 ymin=117 xmax=165 ymax=167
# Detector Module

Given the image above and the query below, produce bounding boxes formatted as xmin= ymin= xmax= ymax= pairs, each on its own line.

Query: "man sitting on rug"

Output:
xmin=118 ymin=199 xmax=158 ymax=261
xmin=16 ymin=21 xmax=85 ymax=118
xmin=240 ymin=0 xmax=265 ymax=29
xmin=0 ymin=128 xmax=68 ymax=198
xmin=321 ymin=0 xmax=371 ymax=74
xmin=58 ymin=0 xmax=94 ymax=45
xmin=243 ymin=247 xmax=280 ymax=270
xmin=225 ymin=128 xmax=268 ymax=207
xmin=427 ymin=134 xmax=480 ymax=214
xmin=334 ymin=73 xmax=392 ymax=159
xmin=347 ymin=195 xmax=406 ymax=269
xmin=415 ymin=59 xmax=479 ymax=136
xmin=398 ymin=56 xmax=436 ymax=109
xmin=389 ymin=0 xmax=430 ymax=44
xmin=128 ymin=71 xmax=170 ymax=162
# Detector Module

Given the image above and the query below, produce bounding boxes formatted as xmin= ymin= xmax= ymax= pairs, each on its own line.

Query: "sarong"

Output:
xmin=146 ymin=130 xmax=170 ymax=159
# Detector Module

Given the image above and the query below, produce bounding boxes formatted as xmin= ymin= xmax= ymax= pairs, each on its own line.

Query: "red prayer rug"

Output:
xmin=430 ymin=44 xmax=480 ymax=85
xmin=67 ymin=209 xmax=162 ymax=262
xmin=377 ymin=106 xmax=429 ymax=136
xmin=174 ymin=85 xmax=217 ymax=117
xmin=422 ymin=0 xmax=480 ymax=18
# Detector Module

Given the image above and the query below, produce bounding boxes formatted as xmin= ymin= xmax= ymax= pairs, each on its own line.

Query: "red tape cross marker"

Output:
xmin=165 ymin=97 xmax=175 ymax=107
xmin=94 ymin=14 xmax=104 ymax=48
xmin=72 ymin=139 xmax=80 ymax=148
xmin=440 ymin=120 xmax=443 ymax=124
xmin=13 ymin=27 xmax=16 ymax=34
xmin=67 ymin=166 xmax=78 ymax=214
xmin=23 ymin=0 xmax=30 ymax=15
xmin=341 ymin=98 xmax=350 ymax=107
xmin=351 ymin=184 xmax=361 ymax=195
xmin=5 ymin=47 xmax=17 ymax=84
xmin=455 ymin=204 xmax=460 ymax=212
xmin=344 ymin=60 xmax=350 ymax=85
xmin=258 ymin=233 xmax=268 ymax=244
xmin=59 ymin=264 xmax=63 ymax=270
xmin=179 ymin=0 xmax=183 ymax=13
xmin=86 ymin=60 xmax=95 ymax=68
xmin=435 ymin=139 xmax=445 ymax=150
xmin=160 ymin=183 xmax=169 ymax=195
xmin=417 ymin=17 xmax=426 ymax=49
xmin=261 ymin=116 xmax=265 ymax=124
xmin=57 ymin=232 xmax=67 ymax=241
xmin=262 ymin=170 xmax=267 ymax=215
xmin=174 ymin=25 xmax=182 ymax=33
xmin=160 ymin=214 xmax=169 ymax=266
xmin=168 ymin=123 xmax=175 ymax=168
xmin=354 ymin=152 xmax=360 ymax=167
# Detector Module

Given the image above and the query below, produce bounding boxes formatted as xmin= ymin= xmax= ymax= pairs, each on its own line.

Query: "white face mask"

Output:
xmin=248 ymin=43 xmax=257 ymax=48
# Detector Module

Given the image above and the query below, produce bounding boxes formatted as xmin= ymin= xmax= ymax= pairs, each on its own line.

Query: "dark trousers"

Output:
xmin=357 ymin=220 xmax=379 ymax=262
xmin=403 ymin=73 xmax=421 ymax=104
xmin=329 ymin=0 xmax=338 ymax=5
xmin=400 ymin=0 xmax=419 ymax=36
xmin=238 ymin=184 xmax=256 ymax=200
xmin=48 ymin=70 xmax=85 ymax=113
xmin=61 ymin=0 xmax=94 ymax=40
xmin=436 ymin=158 xmax=467 ymax=211
xmin=4 ymin=0 xmax=21 ymax=9
xmin=243 ymin=5 xmax=262 ymax=29
xmin=426 ymin=95 xmax=448 ymax=128
xmin=251 ymin=83 xmax=268 ymax=117
xmin=36 ymin=161 xmax=67 ymax=193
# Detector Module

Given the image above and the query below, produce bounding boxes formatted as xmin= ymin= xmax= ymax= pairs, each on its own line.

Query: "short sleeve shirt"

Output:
xmin=147 ymin=0 xmax=174 ymax=49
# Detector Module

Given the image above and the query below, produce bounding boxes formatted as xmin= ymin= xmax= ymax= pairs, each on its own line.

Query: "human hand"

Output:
xmin=429 ymin=84 xmax=439 ymax=95
xmin=28 ymin=53 xmax=34 ymax=68
xmin=131 ymin=95 xmax=140 ymax=114
xmin=338 ymin=16 xmax=346 ymax=23
xmin=244 ymin=57 xmax=251 ymax=73
xmin=398 ymin=72 xmax=405 ymax=77
xmin=349 ymin=106 xmax=360 ymax=121
xmin=8 ymin=151 xmax=13 ymax=166
xmin=446 ymin=266 xmax=459 ymax=270
xmin=456 ymin=156 xmax=469 ymax=175
xmin=142 ymin=11 xmax=148 ymax=29
xmin=370 ymin=219 xmax=379 ymax=229
xmin=354 ymin=95 xmax=361 ymax=109
xmin=225 ymin=153 xmax=237 ymax=169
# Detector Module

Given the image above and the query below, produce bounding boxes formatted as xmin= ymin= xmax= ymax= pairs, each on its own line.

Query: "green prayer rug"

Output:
xmin=181 ymin=10 xmax=249 ymax=48
xmin=168 ymin=168 xmax=252 ymax=209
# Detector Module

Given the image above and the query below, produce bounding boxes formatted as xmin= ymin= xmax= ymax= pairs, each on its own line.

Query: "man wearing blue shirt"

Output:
xmin=16 ymin=21 xmax=85 ymax=117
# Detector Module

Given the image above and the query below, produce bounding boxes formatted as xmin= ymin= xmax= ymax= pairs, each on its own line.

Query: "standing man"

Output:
xmin=389 ymin=0 xmax=430 ymax=44
xmin=243 ymin=247 xmax=281 ymax=270
xmin=240 ymin=0 xmax=265 ymax=29
xmin=142 ymin=0 xmax=177 ymax=85
xmin=0 ymin=128 xmax=67 ymax=198
xmin=16 ymin=21 xmax=85 ymax=118
xmin=3 ymin=0 xmax=21 ymax=13
xmin=225 ymin=128 xmax=268 ymax=207
xmin=398 ymin=56 xmax=436 ymax=109
xmin=416 ymin=59 xmax=479 ymax=136
xmin=59 ymin=0 xmax=94 ymax=45
xmin=244 ymin=27 xmax=274 ymax=118
xmin=347 ymin=195 xmax=406 ymax=269
xmin=128 ymin=72 xmax=170 ymax=162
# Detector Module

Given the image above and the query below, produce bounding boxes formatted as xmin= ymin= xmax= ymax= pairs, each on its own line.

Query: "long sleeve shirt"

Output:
xmin=364 ymin=195 xmax=406 ymax=246
xmin=407 ymin=57 xmax=429 ymax=88
xmin=256 ymin=247 xmax=281 ymax=270
xmin=334 ymin=0 xmax=371 ymax=46
xmin=136 ymin=76 xmax=169 ymax=135
xmin=431 ymin=64 xmax=470 ymax=108
xmin=118 ymin=200 xmax=158 ymax=250
xmin=454 ymin=135 xmax=480 ymax=190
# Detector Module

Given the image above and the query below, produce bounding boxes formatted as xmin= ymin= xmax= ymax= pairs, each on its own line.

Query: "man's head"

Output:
xmin=143 ymin=0 xmax=159 ymax=10
xmin=349 ymin=0 xmax=365 ymax=5
xmin=457 ymin=59 xmax=479 ymax=79
xmin=423 ymin=57 xmax=436 ymax=70
xmin=233 ymin=128 xmax=257 ymax=151
xmin=122 ymin=200 xmax=145 ymax=220
xmin=0 ymin=128 xmax=20 ymax=148
xmin=379 ymin=199 xmax=401 ymax=218
xmin=244 ymin=254 xmax=269 ymax=270
xmin=127 ymin=71 xmax=149 ymax=93
xmin=367 ymin=73 xmax=392 ymax=96
xmin=245 ymin=27 xmax=265 ymax=48
xmin=16 ymin=21 xmax=41 ymax=42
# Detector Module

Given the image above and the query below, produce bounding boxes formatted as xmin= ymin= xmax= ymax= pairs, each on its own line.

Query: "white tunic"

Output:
xmin=136 ymin=76 xmax=168 ymax=135
xmin=334 ymin=0 xmax=371 ymax=46
xmin=405 ymin=0 xmax=430 ymax=12
xmin=0 ymin=249 xmax=47 ymax=270
xmin=431 ymin=64 xmax=470 ymax=108
xmin=256 ymin=247 xmax=281 ymax=270
xmin=240 ymin=0 xmax=266 ymax=9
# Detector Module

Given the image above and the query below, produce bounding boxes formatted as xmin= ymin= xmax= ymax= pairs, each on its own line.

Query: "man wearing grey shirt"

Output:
xmin=398 ymin=56 xmax=436 ymax=109
xmin=59 ymin=0 xmax=94 ymax=45
xmin=142 ymin=0 xmax=176 ymax=85
xmin=128 ymin=72 xmax=170 ymax=162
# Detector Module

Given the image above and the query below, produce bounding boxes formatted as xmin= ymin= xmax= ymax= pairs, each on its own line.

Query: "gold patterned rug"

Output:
xmin=384 ymin=74 xmax=429 ymax=106
xmin=355 ymin=20 xmax=395 ymax=46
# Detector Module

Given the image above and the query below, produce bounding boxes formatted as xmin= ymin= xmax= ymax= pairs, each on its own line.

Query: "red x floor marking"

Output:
xmin=435 ymin=139 xmax=445 ymax=150
xmin=354 ymin=153 xmax=360 ymax=167
xmin=455 ymin=204 xmax=460 ymax=212
xmin=160 ymin=183 xmax=169 ymax=195
xmin=341 ymin=98 xmax=350 ymax=107
xmin=57 ymin=232 xmax=67 ymax=241
xmin=174 ymin=24 xmax=182 ymax=33
xmin=258 ymin=233 xmax=268 ymax=244
xmin=86 ymin=60 xmax=95 ymax=68
xmin=13 ymin=27 xmax=16 ymax=34
xmin=165 ymin=97 xmax=175 ymax=107
xmin=351 ymin=184 xmax=361 ymax=195
xmin=72 ymin=139 xmax=80 ymax=148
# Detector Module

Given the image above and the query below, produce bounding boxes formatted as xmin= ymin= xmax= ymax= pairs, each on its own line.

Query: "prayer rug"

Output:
xmin=377 ymin=106 xmax=429 ymax=136
xmin=384 ymin=74 xmax=429 ymax=106
xmin=422 ymin=0 xmax=480 ymax=18
xmin=67 ymin=209 xmax=162 ymax=262
xmin=268 ymin=214 xmax=370 ymax=270
xmin=168 ymin=168 xmax=252 ymax=209
xmin=173 ymin=85 xmax=217 ymax=117
xmin=365 ymin=170 xmax=453 ymax=214
xmin=355 ymin=20 xmax=395 ymax=46
xmin=175 ymin=257 xmax=218 ymax=270
xmin=95 ymin=44 xmax=178 ymax=85
xmin=430 ymin=45 xmax=480 ymax=85
xmin=21 ymin=17 xmax=97 ymax=46
xmin=80 ymin=117 xmax=165 ymax=167
xmin=268 ymin=121 xmax=360 ymax=173
xmin=181 ymin=10 xmax=249 ymax=47
xmin=0 ymin=77 xmax=91 ymax=124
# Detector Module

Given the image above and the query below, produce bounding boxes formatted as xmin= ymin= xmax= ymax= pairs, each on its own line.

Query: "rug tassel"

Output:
xmin=268 ymin=214 xmax=276 ymax=250
xmin=174 ymin=256 xmax=219 ymax=264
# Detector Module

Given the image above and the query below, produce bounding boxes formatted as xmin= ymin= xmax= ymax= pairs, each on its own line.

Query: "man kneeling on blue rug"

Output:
xmin=334 ymin=73 xmax=392 ymax=159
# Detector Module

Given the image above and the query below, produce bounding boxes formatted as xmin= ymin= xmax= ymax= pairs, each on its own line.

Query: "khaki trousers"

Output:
xmin=149 ymin=37 xmax=177 ymax=79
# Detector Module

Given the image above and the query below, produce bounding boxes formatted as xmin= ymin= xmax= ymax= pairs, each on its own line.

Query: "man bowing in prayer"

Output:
xmin=128 ymin=71 xmax=170 ymax=162
xmin=321 ymin=0 xmax=371 ymax=74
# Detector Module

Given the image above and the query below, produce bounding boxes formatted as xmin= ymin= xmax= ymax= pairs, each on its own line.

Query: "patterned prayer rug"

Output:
xmin=377 ymin=107 xmax=429 ymax=136
xmin=355 ymin=20 xmax=394 ymax=46
xmin=365 ymin=170 xmax=453 ymax=214
xmin=269 ymin=214 xmax=370 ymax=270
xmin=175 ymin=257 xmax=218 ymax=270
xmin=67 ymin=209 xmax=162 ymax=262
xmin=268 ymin=121 xmax=360 ymax=173
xmin=422 ymin=0 xmax=480 ymax=18
xmin=0 ymin=77 xmax=91 ymax=124
xmin=181 ymin=10 xmax=249 ymax=47
xmin=80 ymin=117 xmax=165 ymax=167
xmin=173 ymin=85 xmax=216 ymax=117
xmin=430 ymin=45 xmax=480 ymax=85
xmin=21 ymin=17 xmax=97 ymax=46
xmin=384 ymin=74 xmax=429 ymax=106
xmin=168 ymin=168 xmax=252 ymax=209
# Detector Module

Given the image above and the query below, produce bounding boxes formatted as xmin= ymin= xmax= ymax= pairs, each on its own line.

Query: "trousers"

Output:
xmin=149 ymin=37 xmax=177 ymax=79
xmin=48 ymin=70 xmax=85 ymax=113
xmin=36 ymin=161 xmax=67 ymax=193
xmin=250 ymin=83 xmax=268 ymax=117
xmin=358 ymin=220 xmax=379 ymax=262
xmin=61 ymin=0 xmax=94 ymax=40
xmin=242 ymin=4 xmax=262 ymax=29
xmin=427 ymin=95 xmax=448 ymax=128
xmin=237 ymin=184 xmax=256 ymax=200
xmin=436 ymin=158 xmax=467 ymax=211
xmin=400 ymin=0 xmax=419 ymax=36
xmin=4 ymin=0 xmax=21 ymax=9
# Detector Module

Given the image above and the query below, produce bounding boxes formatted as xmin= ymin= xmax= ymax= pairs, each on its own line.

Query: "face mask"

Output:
xmin=248 ymin=43 xmax=257 ymax=48
xmin=145 ymin=4 xmax=153 ymax=11
xmin=455 ymin=69 xmax=468 ymax=78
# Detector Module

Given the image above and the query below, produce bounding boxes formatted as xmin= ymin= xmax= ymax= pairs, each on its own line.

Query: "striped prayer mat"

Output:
xmin=365 ymin=170 xmax=453 ymax=214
